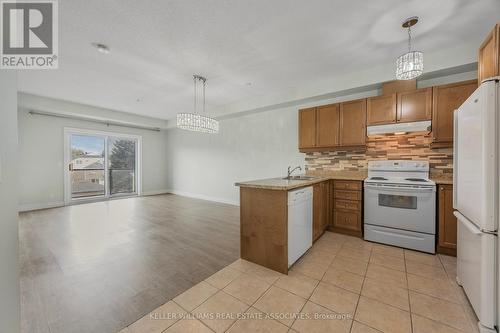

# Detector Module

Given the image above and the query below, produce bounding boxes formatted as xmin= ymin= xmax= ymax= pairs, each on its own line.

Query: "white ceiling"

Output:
xmin=18 ymin=0 xmax=500 ymax=120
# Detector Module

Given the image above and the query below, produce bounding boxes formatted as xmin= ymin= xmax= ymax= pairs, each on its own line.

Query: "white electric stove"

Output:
xmin=364 ymin=160 xmax=436 ymax=253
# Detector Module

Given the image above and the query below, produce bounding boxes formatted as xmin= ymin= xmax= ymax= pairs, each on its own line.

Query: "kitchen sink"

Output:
xmin=282 ymin=176 xmax=317 ymax=180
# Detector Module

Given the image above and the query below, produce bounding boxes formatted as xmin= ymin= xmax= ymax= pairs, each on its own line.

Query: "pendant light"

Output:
xmin=396 ymin=17 xmax=424 ymax=80
xmin=176 ymin=75 xmax=219 ymax=133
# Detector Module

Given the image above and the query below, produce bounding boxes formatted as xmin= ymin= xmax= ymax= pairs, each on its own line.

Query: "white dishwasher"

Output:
xmin=288 ymin=186 xmax=313 ymax=267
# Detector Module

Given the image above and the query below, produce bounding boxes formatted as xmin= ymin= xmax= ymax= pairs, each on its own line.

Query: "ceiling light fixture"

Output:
xmin=92 ymin=43 xmax=111 ymax=54
xmin=176 ymin=75 xmax=219 ymax=134
xmin=396 ymin=17 xmax=423 ymax=80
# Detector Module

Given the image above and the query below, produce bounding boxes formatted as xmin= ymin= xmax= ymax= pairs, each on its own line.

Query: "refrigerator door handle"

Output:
xmin=453 ymin=109 xmax=458 ymax=209
xmin=454 ymin=211 xmax=481 ymax=235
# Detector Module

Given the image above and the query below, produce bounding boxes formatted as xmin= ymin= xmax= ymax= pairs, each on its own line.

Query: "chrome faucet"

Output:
xmin=287 ymin=165 xmax=302 ymax=178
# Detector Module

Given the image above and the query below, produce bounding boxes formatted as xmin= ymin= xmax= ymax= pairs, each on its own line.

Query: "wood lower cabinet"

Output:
xmin=331 ymin=180 xmax=363 ymax=237
xmin=298 ymin=107 xmax=316 ymax=149
xmin=437 ymin=184 xmax=457 ymax=256
xmin=432 ymin=80 xmax=477 ymax=148
xmin=240 ymin=187 xmax=288 ymax=273
xmin=367 ymin=94 xmax=397 ymax=125
xmin=313 ymin=181 xmax=328 ymax=241
xmin=397 ymin=87 xmax=432 ymax=123
xmin=340 ymin=99 xmax=366 ymax=146
xmin=479 ymin=23 xmax=500 ymax=83
xmin=334 ymin=210 xmax=361 ymax=232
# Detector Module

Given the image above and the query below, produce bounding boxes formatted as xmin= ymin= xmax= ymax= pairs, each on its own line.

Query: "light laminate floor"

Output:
xmin=19 ymin=194 xmax=240 ymax=333
xmin=122 ymin=231 xmax=479 ymax=333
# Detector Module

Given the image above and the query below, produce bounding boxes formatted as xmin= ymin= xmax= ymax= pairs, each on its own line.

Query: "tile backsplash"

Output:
xmin=305 ymin=132 xmax=453 ymax=177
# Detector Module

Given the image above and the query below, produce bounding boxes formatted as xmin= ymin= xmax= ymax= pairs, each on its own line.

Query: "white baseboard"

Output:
xmin=18 ymin=201 xmax=65 ymax=212
xmin=18 ymin=190 xmax=238 ymax=212
xmin=166 ymin=189 xmax=240 ymax=206
xmin=141 ymin=189 xmax=170 ymax=196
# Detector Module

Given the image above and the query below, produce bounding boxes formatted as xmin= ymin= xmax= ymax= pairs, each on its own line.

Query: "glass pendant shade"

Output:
xmin=176 ymin=75 xmax=219 ymax=134
xmin=396 ymin=51 xmax=423 ymax=80
xmin=176 ymin=113 xmax=219 ymax=133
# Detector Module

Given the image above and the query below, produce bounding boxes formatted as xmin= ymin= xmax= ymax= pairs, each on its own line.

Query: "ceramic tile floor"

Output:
xmin=118 ymin=231 xmax=479 ymax=333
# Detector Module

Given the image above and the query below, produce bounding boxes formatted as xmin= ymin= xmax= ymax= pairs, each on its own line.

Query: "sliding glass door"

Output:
xmin=65 ymin=129 xmax=141 ymax=203
xmin=108 ymin=137 xmax=137 ymax=195
xmin=70 ymin=134 xmax=106 ymax=199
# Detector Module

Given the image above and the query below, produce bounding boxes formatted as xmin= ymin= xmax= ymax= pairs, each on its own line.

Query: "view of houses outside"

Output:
xmin=70 ymin=134 xmax=136 ymax=199
xmin=70 ymin=135 xmax=106 ymax=198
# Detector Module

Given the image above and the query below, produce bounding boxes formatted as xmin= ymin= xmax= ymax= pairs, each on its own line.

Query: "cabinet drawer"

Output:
xmin=335 ymin=199 xmax=360 ymax=211
xmin=334 ymin=210 xmax=361 ymax=231
xmin=334 ymin=181 xmax=361 ymax=191
xmin=334 ymin=190 xmax=361 ymax=201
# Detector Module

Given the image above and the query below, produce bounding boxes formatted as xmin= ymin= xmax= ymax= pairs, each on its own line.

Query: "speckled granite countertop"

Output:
xmin=236 ymin=170 xmax=452 ymax=190
xmin=235 ymin=177 xmax=329 ymax=190
xmin=430 ymin=176 xmax=453 ymax=185
xmin=235 ymin=171 xmax=366 ymax=190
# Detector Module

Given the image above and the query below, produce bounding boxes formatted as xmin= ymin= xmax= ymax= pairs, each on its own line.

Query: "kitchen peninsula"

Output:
xmin=235 ymin=171 xmax=365 ymax=274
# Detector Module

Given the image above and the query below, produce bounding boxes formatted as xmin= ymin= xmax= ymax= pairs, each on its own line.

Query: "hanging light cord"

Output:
xmin=193 ymin=75 xmax=197 ymax=114
xmin=193 ymin=75 xmax=207 ymax=115
xmin=407 ymin=25 xmax=412 ymax=52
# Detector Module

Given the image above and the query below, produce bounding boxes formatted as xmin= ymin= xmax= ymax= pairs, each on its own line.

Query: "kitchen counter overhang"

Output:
xmin=235 ymin=171 xmax=367 ymax=190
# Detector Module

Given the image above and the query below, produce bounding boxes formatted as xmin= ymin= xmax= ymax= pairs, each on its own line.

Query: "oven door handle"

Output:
xmin=364 ymin=184 xmax=436 ymax=193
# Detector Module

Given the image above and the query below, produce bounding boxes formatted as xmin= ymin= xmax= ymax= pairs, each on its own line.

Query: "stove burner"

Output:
xmin=405 ymin=178 xmax=428 ymax=182
xmin=370 ymin=177 xmax=388 ymax=180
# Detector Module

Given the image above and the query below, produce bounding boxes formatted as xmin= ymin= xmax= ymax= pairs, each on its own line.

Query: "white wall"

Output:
xmin=166 ymin=70 xmax=477 ymax=206
xmin=0 ymin=72 xmax=20 ymax=333
xmin=18 ymin=94 xmax=169 ymax=211
xmin=166 ymin=89 xmax=379 ymax=205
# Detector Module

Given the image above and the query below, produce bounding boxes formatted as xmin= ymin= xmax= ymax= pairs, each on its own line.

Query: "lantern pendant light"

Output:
xmin=396 ymin=17 xmax=424 ymax=80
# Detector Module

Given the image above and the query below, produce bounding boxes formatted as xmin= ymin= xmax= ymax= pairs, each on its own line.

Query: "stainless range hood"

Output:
xmin=366 ymin=120 xmax=431 ymax=136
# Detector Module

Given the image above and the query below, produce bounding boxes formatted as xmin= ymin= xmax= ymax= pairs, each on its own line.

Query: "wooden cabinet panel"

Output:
xmin=340 ymin=99 xmax=366 ymax=146
xmin=479 ymin=23 xmax=499 ymax=83
xmin=240 ymin=188 xmax=288 ymax=273
xmin=334 ymin=189 xmax=361 ymax=201
xmin=367 ymin=94 xmax=397 ymax=125
xmin=331 ymin=180 xmax=363 ymax=237
xmin=317 ymin=104 xmax=340 ymax=147
xmin=298 ymin=107 xmax=316 ymax=149
xmin=382 ymin=80 xmax=416 ymax=95
xmin=397 ymin=88 xmax=432 ymax=123
xmin=313 ymin=182 xmax=328 ymax=241
xmin=432 ymin=80 xmax=477 ymax=147
xmin=334 ymin=181 xmax=362 ymax=191
xmin=334 ymin=210 xmax=361 ymax=231
xmin=335 ymin=200 xmax=360 ymax=211
xmin=438 ymin=185 xmax=457 ymax=256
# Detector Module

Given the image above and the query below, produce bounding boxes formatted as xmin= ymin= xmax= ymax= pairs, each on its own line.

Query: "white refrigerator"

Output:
xmin=454 ymin=76 xmax=499 ymax=333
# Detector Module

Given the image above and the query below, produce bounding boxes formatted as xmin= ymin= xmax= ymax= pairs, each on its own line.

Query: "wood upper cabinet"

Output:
xmin=367 ymin=94 xmax=397 ymax=125
xmin=479 ymin=23 xmax=500 ymax=83
xmin=432 ymin=80 xmax=477 ymax=147
xmin=397 ymin=87 xmax=432 ymax=123
xmin=316 ymin=104 xmax=340 ymax=147
xmin=298 ymin=101 xmax=365 ymax=151
xmin=298 ymin=107 xmax=316 ymax=149
xmin=438 ymin=184 xmax=457 ymax=256
xmin=340 ymin=99 xmax=366 ymax=146
xmin=313 ymin=181 xmax=328 ymax=241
